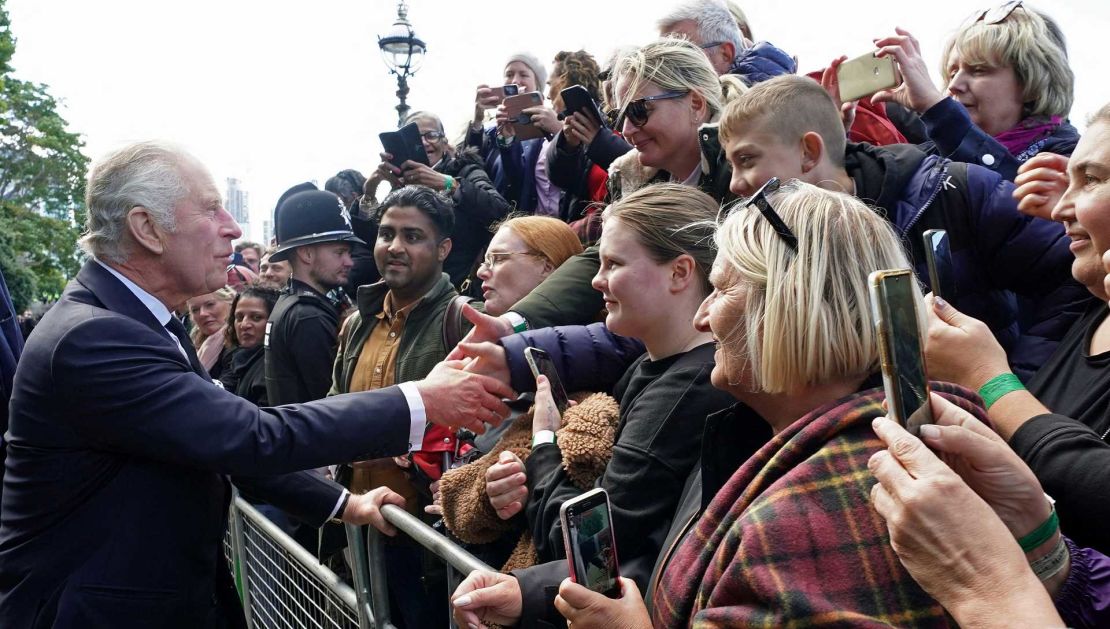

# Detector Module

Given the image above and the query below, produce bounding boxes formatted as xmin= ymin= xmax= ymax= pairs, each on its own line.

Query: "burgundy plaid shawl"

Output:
xmin=653 ymin=383 xmax=985 ymax=628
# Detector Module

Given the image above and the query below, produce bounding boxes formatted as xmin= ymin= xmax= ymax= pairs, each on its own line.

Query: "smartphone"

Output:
xmin=868 ymin=269 xmax=934 ymax=435
xmin=560 ymin=488 xmax=621 ymax=599
xmin=837 ymin=51 xmax=899 ymax=102
xmin=922 ymin=229 xmax=955 ymax=300
xmin=489 ymin=84 xmax=520 ymax=106
xmin=378 ymin=121 xmax=429 ymax=169
xmin=559 ymin=85 xmax=606 ymax=127
xmin=523 ymin=347 xmax=569 ymax=413
xmin=503 ymin=92 xmax=546 ymax=141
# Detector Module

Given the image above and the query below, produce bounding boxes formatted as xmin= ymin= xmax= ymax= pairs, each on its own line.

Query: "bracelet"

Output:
xmin=503 ymin=311 xmax=528 ymax=334
xmin=444 ymin=175 xmax=454 ymax=194
xmin=1018 ymin=504 xmax=1059 ymax=552
xmin=532 ymin=429 xmax=556 ymax=448
xmin=977 ymin=373 xmax=1025 ymax=409
xmin=1029 ymin=536 xmax=1069 ymax=581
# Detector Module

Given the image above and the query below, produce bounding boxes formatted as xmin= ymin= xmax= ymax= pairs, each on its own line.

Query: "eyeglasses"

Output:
xmin=479 ymin=251 xmax=545 ymax=270
xmin=615 ymin=90 xmax=689 ymax=129
xmin=968 ymin=0 xmax=1023 ymax=26
xmin=699 ymin=41 xmax=727 ymax=50
xmin=718 ymin=177 xmax=798 ymax=251
xmin=420 ymin=130 xmax=446 ymax=142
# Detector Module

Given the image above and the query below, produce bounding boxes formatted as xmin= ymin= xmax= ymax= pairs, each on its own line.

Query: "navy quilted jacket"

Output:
xmin=846 ymin=142 xmax=1093 ymax=380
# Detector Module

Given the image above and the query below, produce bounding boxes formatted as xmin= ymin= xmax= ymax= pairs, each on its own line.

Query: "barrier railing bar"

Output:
xmin=379 ymin=504 xmax=493 ymax=575
xmin=229 ymin=493 xmax=254 ymax=628
xmin=343 ymin=523 xmax=376 ymax=629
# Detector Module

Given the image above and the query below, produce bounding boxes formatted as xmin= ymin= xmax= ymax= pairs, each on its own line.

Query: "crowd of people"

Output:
xmin=2 ymin=0 xmax=1109 ymax=627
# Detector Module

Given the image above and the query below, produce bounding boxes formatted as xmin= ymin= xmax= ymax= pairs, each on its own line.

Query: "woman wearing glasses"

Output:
xmin=365 ymin=110 xmax=511 ymax=296
xmin=520 ymin=182 xmax=977 ymax=627
xmin=871 ymin=2 xmax=1077 ymax=184
xmin=477 ymin=216 xmax=584 ymax=318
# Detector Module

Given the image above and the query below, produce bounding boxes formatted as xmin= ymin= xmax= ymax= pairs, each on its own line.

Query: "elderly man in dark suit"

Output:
xmin=0 ymin=141 xmax=514 ymax=628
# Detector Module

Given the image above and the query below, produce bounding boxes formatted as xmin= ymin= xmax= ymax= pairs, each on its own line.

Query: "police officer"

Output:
xmin=265 ymin=188 xmax=364 ymax=406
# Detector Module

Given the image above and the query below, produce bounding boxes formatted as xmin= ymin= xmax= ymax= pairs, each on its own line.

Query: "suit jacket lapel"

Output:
xmin=75 ymin=261 xmax=207 ymax=378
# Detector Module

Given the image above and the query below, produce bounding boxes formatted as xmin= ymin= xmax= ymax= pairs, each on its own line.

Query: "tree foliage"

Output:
xmin=0 ymin=0 xmax=88 ymax=310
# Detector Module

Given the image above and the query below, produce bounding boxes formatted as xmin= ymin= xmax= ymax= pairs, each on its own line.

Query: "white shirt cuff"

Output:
xmin=327 ymin=489 xmax=350 ymax=521
xmin=503 ymin=311 xmax=529 ymax=334
xmin=397 ymin=381 xmax=426 ymax=452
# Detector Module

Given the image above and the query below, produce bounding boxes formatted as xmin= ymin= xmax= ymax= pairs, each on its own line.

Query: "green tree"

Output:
xmin=0 ymin=0 xmax=89 ymax=311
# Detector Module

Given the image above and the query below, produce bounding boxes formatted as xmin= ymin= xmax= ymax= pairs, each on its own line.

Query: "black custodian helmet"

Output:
xmin=270 ymin=188 xmax=365 ymax=262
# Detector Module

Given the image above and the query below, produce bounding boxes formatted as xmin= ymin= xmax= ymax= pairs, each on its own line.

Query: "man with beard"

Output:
xmin=329 ymin=185 xmax=468 ymax=628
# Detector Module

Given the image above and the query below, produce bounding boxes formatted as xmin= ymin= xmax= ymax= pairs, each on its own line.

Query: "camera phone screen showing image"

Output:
xmin=568 ymin=504 xmax=617 ymax=595
xmin=884 ymin=274 xmax=932 ymax=434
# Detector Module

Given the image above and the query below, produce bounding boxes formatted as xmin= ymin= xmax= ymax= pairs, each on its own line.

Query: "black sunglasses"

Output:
xmin=968 ymin=0 xmax=1023 ymax=26
xmin=718 ymin=177 xmax=798 ymax=251
xmin=615 ymin=90 xmax=689 ymax=129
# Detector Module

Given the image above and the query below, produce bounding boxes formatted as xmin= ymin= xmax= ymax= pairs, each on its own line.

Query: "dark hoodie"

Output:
xmin=436 ymin=147 xmax=512 ymax=293
xmin=845 ymin=142 xmax=1092 ymax=379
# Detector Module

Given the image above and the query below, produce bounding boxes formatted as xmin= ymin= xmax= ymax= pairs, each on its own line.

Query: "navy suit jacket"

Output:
xmin=0 ymin=261 xmax=413 ymax=628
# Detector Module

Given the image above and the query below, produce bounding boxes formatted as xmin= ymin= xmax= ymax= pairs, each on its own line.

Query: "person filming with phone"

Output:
xmin=365 ymin=110 xmax=511 ymax=296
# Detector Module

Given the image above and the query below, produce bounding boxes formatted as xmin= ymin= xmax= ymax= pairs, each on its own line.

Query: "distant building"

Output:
xmin=262 ymin=219 xmax=273 ymax=247
xmin=226 ymin=178 xmax=249 ymax=227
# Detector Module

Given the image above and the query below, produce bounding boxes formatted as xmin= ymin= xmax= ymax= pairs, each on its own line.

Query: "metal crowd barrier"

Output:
xmin=225 ymin=496 xmax=364 ymax=629
xmin=225 ymin=495 xmax=492 ymax=629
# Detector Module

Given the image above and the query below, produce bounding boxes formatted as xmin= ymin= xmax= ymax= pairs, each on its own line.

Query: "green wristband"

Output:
xmin=444 ymin=175 xmax=454 ymax=193
xmin=1018 ymin=505 xmax=1059 ymax=553
xmin=977 ymin=373 xmax=1025 ymax=409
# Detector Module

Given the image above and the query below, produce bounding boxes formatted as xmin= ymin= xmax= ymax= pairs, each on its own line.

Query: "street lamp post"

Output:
xmin=377 ymin=1 xmax=426 ymax=128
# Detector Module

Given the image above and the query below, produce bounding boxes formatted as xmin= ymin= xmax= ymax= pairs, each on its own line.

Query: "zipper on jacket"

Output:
xmin=901 ymin=161 xmax=949 ymax=237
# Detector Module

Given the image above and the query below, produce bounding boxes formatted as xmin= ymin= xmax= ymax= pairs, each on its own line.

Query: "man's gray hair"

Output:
xmin=657 ymin=0 xmax=746 ymax=56
xmin=80 ymin=141 xmax=194 ymax=263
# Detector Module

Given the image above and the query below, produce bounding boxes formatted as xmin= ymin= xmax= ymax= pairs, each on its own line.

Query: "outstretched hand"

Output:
xmin=446 ymin=304 xmax=515 ymax=361
xmin=416 ymin=360 xmax=515 ymax=433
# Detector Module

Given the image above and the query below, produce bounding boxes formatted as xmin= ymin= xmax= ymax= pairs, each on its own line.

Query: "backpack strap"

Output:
xmin=442 ymin=295 xmax=475 ymax=350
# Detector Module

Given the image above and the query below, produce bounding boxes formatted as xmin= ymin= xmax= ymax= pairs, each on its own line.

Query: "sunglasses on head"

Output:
xmin=717 ymin=177 xmax=798 ymax=251
xmin=968 ymin=0 xmax=1023 ymax=26
xmin=615 ymin=90 xmax=689 ymax=129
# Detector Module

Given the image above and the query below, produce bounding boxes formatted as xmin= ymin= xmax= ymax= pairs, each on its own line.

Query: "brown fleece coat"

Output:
xmin=438 ymin=392 xmax=620 ymax=572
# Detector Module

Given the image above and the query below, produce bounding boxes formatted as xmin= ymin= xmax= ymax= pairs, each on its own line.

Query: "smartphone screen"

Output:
xmin=561 ymin=489 xmax=621 ymax=598
xmin=524 ymin=347 xmax=569 ymax=413
xmin=922 ymin=229 xmax=954 ymax=300
xmin=869 ymin=270 xmax=933 ymax=435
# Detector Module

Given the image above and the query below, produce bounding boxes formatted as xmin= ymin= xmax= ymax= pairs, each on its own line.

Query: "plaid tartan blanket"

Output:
xmin=653 ymin=383 xmax=985 ymax=628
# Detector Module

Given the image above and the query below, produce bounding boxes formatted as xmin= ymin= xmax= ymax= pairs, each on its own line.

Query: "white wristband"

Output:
xmin=532 ymin=430 xmax=556 ymax=448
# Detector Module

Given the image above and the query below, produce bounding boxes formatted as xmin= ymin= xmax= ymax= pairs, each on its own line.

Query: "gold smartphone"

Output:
xmin=837 ymin=52 xmax=899 ymax=102
xmin=869 ymin=269 xmax=933 ymax=434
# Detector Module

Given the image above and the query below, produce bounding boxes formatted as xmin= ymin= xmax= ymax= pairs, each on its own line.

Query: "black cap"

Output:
xmin=270 ymin=189 xmax=365 ymax=262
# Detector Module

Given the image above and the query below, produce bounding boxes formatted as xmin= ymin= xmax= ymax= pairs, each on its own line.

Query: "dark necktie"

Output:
xmin=164 ymin=316 xmax=208 ymax=377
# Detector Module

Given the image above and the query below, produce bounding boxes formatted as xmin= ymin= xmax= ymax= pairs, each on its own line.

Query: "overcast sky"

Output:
xmin=7 ymin=0 xmax=1109 ymax=242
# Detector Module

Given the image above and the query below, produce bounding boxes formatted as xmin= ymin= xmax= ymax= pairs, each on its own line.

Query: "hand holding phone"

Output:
xmin=836 ymin=51 xmax=899 ymax=102
xmin=922 ymin=230 xmax=954 ymax=300
xmin=560 ymin=488 xmax=622 ymax=599
xmin=869 ymin=269 xmax=933 ymax=435
xmin=503 ymin=92 xmax=546 ymax=141
xmin=524 ymin=347 xmax=569 ymax=413
xmin=378 ymin=122 xmax=429 ymax=169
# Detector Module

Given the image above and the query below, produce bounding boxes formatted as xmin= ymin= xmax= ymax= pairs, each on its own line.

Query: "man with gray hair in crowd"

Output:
xmin=0 ymin=140 xmax=514 ymax=628
xmin=658 ymin=0 xmax=795 ymax=84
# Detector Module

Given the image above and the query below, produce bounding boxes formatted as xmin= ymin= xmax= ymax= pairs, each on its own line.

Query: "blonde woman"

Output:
xmin=546 ymin=181 xmax=981 ymax=627
xmin=872 ymin=4 xmax=1077 ymax=182
xmin=186 ymin=286 xmax=234 ymax=378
